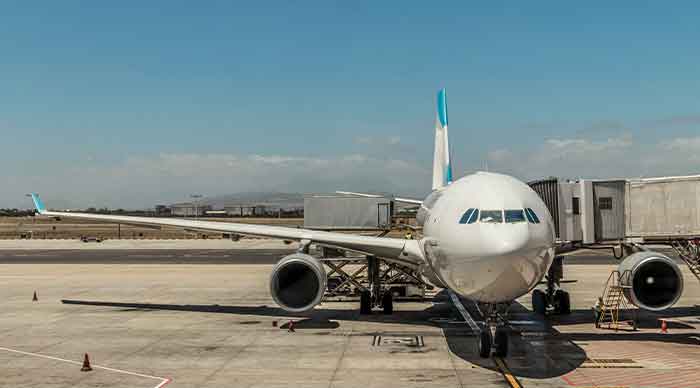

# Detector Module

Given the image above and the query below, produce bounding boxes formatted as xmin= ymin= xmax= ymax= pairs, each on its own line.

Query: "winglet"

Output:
xmin=28 ymin=193 xmax=46 ymax=214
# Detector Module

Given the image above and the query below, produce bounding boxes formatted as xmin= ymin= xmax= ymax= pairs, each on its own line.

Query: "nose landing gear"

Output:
xmin=478 ymin=303 xmax=511 ymax=358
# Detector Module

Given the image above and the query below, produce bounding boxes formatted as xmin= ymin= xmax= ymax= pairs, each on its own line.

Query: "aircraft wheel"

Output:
xmin=555 ymin=290 xmax=571 ymax=315
xmin=478 ymin=329 xmax=492 ymax=358
xmin=360 ymin=290 xmax=372 ymax=315
xmin=382 ymin=291 xmax=393 ymax=315
xmin=532 ymin=289 xmax=547 ymax=315
xmin=494 ymin=327 xmax=509 ymax=358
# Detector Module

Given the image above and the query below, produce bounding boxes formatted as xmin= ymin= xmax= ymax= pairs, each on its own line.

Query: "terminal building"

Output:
xmin=169 ymin=202 xmax=212 ymax=217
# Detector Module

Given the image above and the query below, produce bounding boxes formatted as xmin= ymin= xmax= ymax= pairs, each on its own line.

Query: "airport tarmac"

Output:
xmin=1 ymin=248 xmax=699 ymax=388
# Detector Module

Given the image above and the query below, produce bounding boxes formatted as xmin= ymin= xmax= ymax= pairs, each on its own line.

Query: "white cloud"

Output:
xmin=353 ymin=135 xmax=402 ymax=146
xmin=486 ymin=135 xmax=700 ymax=181
xmin=5 ymin=153 xmax=430 ymax=209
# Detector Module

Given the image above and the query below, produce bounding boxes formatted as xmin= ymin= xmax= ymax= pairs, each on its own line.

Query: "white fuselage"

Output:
xmin=418 ymin=171 xmax=556 ymax=303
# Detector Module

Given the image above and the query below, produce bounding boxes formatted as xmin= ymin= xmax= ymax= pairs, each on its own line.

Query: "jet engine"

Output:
xmin=618 ymin=251 xmax=683 ymax=311
xmin=269 ymin=253 xmax=327 ymax=313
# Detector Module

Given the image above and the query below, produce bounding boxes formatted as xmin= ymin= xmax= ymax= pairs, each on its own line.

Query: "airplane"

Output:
xmin=27 ymin=88 xmax=685 ymax=358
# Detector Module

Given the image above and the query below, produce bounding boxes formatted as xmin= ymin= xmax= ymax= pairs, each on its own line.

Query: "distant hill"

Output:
xmin=171 ymin=192 xmax=305 ymax=210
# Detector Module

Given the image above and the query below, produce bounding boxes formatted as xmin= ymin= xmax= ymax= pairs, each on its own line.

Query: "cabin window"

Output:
xmin=572 ymin=197 xmax=580 ymax=215
xmin=504 ymin=209 xmax=526 ymax=223
xmin=480 ymin=210 xmax=503 ymax=223
xmin=525 ymin=208 xmax=540 ymax=224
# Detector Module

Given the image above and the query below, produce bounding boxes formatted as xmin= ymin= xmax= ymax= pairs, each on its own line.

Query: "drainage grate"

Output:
xmin=586 ymin=358 xmax=635 ymax=364
xmin=372 ymin=335 xmax=424 ymax=347
xmin=580 ymin=358 xmax=642 ymax=369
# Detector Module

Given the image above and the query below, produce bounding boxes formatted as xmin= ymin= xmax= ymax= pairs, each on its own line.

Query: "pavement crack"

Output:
xmin=327 ymin=324 xmax=353 ymax=388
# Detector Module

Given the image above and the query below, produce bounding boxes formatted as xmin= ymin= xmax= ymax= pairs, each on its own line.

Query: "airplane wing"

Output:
xmin=334 ymin=191 xmax=422 ymax=205
xmin=28 ymin=194 xmax=424 ymax=267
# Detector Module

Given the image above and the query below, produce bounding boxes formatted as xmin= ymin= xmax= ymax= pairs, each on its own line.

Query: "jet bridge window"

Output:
xmin=480 ymin=210 xmax=503 ymax=224
xmin=525 ymin=208 xmax=540 ymax=224
xmin=504 ymin=209 xmax=526 ymax=223
xmin=598 ymin=197 xmax=613 ymax=210
xmin=459 ymin=208 xmax=480 ymax=224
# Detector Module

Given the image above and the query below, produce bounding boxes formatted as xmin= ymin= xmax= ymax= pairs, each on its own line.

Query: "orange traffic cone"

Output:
xmin=32 ymin=291 xmax=38 ymax=302
xmin=81 ymin=353 xmax=93 ymax=372
xmin=660 ymin=319 xmax=668 ymax=334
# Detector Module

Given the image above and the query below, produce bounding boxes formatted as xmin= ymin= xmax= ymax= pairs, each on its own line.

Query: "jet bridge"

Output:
xmin=529 ymin=175 xmax=700 ymax=245
xmin=529 ymin=175 xmax=700 ymax=286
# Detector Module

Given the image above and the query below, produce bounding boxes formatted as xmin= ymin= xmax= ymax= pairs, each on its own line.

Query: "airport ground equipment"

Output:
xmin=320 ymin=248 xmax=428 ymax=314
xmin=671 ymin=239 xmax=700 ymax=282
xmin=596 ymin=270 xmax=637 ymax=331
xmin=303 ymin=193 xmax=395 ymax=231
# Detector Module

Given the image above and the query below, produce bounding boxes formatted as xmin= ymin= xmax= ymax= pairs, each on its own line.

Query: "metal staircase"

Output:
xmin=596 ymin=270 xmax=636 ymax=331
xmin=671 ymin=239 xmax=700 ymax=282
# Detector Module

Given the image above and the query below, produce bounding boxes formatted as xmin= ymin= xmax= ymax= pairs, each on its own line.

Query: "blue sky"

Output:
xmin=3 ymin=2 xmax=700 ymax=208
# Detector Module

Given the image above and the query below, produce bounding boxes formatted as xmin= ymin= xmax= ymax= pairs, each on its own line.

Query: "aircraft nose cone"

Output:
xmin=491 ymin=227 xmax=530 ymax=256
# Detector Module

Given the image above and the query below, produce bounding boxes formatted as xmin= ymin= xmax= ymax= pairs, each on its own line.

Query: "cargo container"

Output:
xmin=303 ymin=194 xmax=394 ymax=230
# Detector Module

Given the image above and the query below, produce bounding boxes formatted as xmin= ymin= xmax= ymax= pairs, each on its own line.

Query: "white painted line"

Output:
xmin=0 ymin=346 xmax=171 ymax=388
xmin=448 ymin=290 xmax=480 ymax=333
xmin=509 ymin=320 xmax=540 ymax=325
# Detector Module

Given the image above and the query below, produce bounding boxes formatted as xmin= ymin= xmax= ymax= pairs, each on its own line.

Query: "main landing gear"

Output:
xmin=359 ymin=256 xmax=394 ymax=315
xmin=532 ymin=256 xmax=571 ymax=315
xmin=478 ymin=303 xmax=511 ymax=358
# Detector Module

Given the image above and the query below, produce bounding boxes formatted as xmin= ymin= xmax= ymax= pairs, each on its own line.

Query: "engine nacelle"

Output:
xmin=269 ymin=253 xmax=326 ymax=313
xmin=618 ymin=251 xmax=683 ymax=311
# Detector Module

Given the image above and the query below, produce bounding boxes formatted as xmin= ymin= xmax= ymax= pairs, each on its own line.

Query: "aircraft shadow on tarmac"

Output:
xmin=61 ymin=294 xmax=699 ymax=380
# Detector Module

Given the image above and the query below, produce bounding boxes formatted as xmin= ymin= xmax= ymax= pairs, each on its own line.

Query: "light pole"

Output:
xmin=190 ymin=194 xmax=203 ymax=221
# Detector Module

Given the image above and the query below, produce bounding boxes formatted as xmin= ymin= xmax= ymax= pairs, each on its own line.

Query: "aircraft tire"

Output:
xmin=382 ymin=291 xmax=393 ymax=315
xmin=494 ymin=328 xmax=509 ymax=358
xmin=360 ymin=290 xmax=372 ymax=315
xmin=532 ymin=289 xmax=547 ymax=315
xmin=478 ymin=329 xmax=492 ymax=358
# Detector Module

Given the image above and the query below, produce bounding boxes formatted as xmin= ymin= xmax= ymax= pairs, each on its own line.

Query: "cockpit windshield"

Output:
xmin=480 ymin=210 xmax=503 ymax=223
xmin=525 ymin=208 xmax=540 ymax=224
xmin=459 ymin=208 xmax=479 ymax=224
xmin=504 ymin=209 xmax=526 ymax=223
xmin=458 ymin=208 xmax=539 ymax=225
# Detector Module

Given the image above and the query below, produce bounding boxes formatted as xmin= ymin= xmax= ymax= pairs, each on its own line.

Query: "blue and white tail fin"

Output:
xmin=28 ymin=193 xmax=46 ymax=214
xmin=432 ymin=88 xmax=453 ymax=190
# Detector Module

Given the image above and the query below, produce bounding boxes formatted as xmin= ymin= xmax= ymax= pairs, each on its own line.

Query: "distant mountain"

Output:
xmin=171 ymin=192 xmax=305 ymax=210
